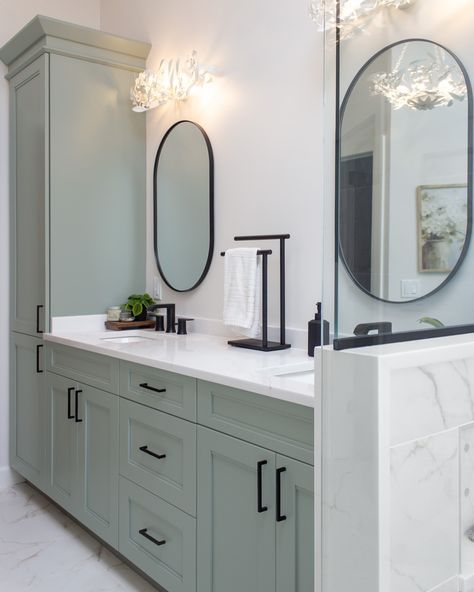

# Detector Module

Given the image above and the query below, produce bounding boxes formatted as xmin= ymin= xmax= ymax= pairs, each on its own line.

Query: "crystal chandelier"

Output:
xmin=370 ymin=45 xmax=467 ymax=111
xmin=130 ymin=51 xmax=213 ymax=112
xmin=309 ymin=0 xmax=416 ymax=39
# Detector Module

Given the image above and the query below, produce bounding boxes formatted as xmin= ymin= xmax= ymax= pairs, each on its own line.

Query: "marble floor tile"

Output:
xmin=0 ymin=482 xmax=159 ymax=591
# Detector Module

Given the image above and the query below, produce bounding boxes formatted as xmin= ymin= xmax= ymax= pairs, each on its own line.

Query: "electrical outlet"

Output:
xmin=153 ymin=276 xmax=162 ymax=300
xmin=401 ymin=279 xmax=420 ymax=299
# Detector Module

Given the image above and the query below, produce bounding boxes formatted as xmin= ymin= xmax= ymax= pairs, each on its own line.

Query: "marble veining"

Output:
xmin=390 ymin=431 xmax=459 ymax=592
xmin=0 ymin=483 xmax=157 ymax=592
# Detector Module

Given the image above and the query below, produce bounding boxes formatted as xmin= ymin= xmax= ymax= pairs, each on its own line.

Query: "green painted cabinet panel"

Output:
xmin=47 ymin=343 xmax=119 ymax=394
xmin=119 ymin=398 xmax=197 ymax=516
xmin=276 ymin=455 xmax=314 ymax=592
xmin=119 ymin=476 xmax=196 ymax=592
xmin=9 ymin=55 xmax=47 ymax=336
xmin=197 ymin=426 xmax=276 ymax=592
xmin=197 ymin=380 xmax=314 ymax=465
xmin=77 ymin=385 xmax=119 ymax=547
xmin=10 ymin=332 xmax=45 ymax=488
xmin=45 ymin=372 xmax=78 ymax=513
xmin=49 ymin=53 xmax=146 ymax=317
xmin=120 ymin=361 xmax=196 ymax=421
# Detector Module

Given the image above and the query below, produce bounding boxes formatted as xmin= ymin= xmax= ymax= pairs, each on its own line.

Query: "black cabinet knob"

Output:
xmin=177 ymin=318 xmax=194 ymax=335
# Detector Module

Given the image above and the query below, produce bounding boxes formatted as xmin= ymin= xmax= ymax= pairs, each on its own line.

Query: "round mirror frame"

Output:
xmin=153 ymin=120 xmax=214 ymax=292
xmin=337 ymin=38 xmax=473 ymax=304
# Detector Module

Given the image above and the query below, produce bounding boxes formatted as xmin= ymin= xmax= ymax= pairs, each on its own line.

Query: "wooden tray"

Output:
xmin=105 ymin=320 xmax=155 ymax=331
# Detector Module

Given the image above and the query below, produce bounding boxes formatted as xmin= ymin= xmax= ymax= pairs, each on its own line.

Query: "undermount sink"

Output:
xmin=260 ymin=362 xmax=315 ymax=386
xmin=100 ymin=335 xmax=155 ymax=344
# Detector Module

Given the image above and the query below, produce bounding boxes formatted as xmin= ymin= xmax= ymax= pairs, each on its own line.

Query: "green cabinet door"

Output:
xmin=197 ymin=426 xmax=276 ymax=592
xmin=10 ymin=55 xmax=47 ymax=336
xmin=76 ymin=385 xmax=119 ymax=547
xmin=276 ymin=456 xmax=314 ymax=592
xmin=45 ymin=372 xmax=79 ymax=513
xmin=10 ymin=332 xmax=45 ymax=488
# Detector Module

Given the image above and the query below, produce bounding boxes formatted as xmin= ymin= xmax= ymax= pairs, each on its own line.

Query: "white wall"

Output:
xmin=99 ymin=0 xmax=325 ymax=344
xmin=0 ymin=0 xmax=101 ymax=489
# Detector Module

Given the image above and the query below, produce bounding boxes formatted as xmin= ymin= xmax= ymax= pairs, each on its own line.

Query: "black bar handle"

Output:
xmin=276 ymin=467 xmax=287 ymax=522
xmin=257 ymin=460 xmax=268 ymax=513
xmin=74 ymin=389 xmax=83 ymax=423
xmin=67 ymin=387 xmax=75 ymax=419
xmin=234 ymin=234 xmax=290 ymax=241
xmin=139 ymin=528 xmax=166 ymax=547
xmin=139 ymin=382 xmax=166 ymax=394
xmin=36 ymin=304 xmax=44 ymax=334
xmin=139 ymin=445 xmax=166 ymax=460
xmin=36 ymin=344 xmax=43 ymax=374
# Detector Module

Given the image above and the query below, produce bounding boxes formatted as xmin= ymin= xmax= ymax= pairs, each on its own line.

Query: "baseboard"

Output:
xmin=0 ymin=465 xmax=24 ymax=490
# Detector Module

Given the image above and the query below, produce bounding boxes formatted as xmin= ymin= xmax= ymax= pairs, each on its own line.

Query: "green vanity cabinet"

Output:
xmin=9 ymin=55 xmax=47 ymax=336
xmin=44 ymin=371 xmax=119 ymax=547
xmin=197 ymin=426 xmax=314 ymax=592
xmin=10 ymin=332 xmax=45 ymax=489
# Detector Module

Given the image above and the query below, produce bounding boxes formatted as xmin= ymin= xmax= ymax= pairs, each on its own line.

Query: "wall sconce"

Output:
xmin=309 ymin=0 xmax=416 ymax=39
xmin=130 ymin=50 xmax=213 ymax=112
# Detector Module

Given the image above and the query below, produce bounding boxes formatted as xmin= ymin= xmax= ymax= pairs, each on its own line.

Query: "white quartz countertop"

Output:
xmin=44 ymin=328 xmax=316 ymax=407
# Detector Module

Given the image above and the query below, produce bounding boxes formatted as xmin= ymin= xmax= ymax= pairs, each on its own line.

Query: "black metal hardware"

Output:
xmin=139 ymin=528 xmax=166 ymax=547
xmin=276 ymin=467 xmax=287 ymax=522
xmin=153 ymin=315 xmax=165 ymax=332
xmin=334 ymin=323 xmax=474 ymax=351
xmin=36 ymin=304 xmax=44 ymax=334
xmin=177 ymin=318 xmax=194 ymax=335
xmin=221 ymin=234 xmax=291 ymax=352
xmin=67 ymin=387 xmax=75 ymax=419
xmin=139 ymin=445 xmax=166 ymax=460
xmin=139 ymin=382 xmax=166 ymax=394
xmin=354 ymin=322 xmax=392 ymax=336
xmin=257 ymin=460 xmax=268 ymax=513
xmin=74 ymin=389 xmax=83 ymax=423
xmin=147 ymin=304 xmax=176 ymax=333
xmin=36 ymin=344 xmax=43 ymax=374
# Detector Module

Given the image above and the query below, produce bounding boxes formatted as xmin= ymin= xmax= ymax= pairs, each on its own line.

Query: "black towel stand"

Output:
xmin=221 ymin=234 xmax=291 ymax=352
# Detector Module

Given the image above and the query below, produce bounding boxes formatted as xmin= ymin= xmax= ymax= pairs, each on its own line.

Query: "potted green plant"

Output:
xmin=122 ymin=293 xmax=156 ymax=321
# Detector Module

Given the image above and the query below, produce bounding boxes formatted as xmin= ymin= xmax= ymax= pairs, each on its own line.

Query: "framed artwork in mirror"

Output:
xmin=417 ymin=184 xmax=468 ymax=273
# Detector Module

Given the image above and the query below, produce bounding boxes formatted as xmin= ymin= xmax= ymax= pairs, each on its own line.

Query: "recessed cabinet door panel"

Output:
xmin=10 ymin=333 xmax=44 ymax=487
xmin=10 ymin=55 xmax=47 ymax=335
xmin=77 ymin=386 xmax=119 ymax=547
xmin=45 ymin=372 xmax=78 ymax=513
xmin=276 ymin=455 xmax=314 ymax=592
xmin=197 ymin=426 xmax=275 ymax=592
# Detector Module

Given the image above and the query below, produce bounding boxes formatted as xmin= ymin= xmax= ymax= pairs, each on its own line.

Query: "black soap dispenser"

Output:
xmin=308 ymin=302 xmax=330 ymax=357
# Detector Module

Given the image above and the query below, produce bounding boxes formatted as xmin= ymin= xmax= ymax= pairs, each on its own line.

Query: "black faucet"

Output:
xmin=148 ymin=304 xmax=176 ymax=333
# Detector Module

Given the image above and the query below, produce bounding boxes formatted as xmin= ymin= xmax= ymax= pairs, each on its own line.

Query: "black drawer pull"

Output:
xmin=75 ymin=389 xmax=83 ymax=423
xmin=257 ymin=460 xmax=268 ymax=513
xmin=67 ymin=387 xmax=75 ymax=419
xmin=139 ymin=528 xmax=166 ymax=547
xmin=139 ymin=382 xmax=166 ymax=394
xmin=139 ymin=445 xmax=166 ymax=460
xmin=36 ymin=304 xmax=44 ymax=334
xmin=36 ymin=344 xmax=43 ymax=374
xmin=276 ymin=467 xmax=287 ymax=522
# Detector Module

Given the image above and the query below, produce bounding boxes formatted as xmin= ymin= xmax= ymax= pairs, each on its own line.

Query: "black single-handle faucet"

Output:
xmin=148 ymin=304 xmax=176 ymax=333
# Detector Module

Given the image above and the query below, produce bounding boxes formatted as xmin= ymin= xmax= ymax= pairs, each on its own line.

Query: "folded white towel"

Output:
xmin=223 ymin=248 xmax=261 ymax=338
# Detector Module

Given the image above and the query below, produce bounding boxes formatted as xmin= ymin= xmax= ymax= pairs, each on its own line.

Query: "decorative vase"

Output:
xmin=133 ymin=308 xmax=148 ymax=322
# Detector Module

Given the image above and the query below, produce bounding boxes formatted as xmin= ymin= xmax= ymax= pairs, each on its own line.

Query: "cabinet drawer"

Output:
xmin=46 ymin=344 xmax=119 ymax=394
xmin=119 ymin=477 xmax=196 ymax=592
xmin=120 ymin=361 xmax=196 ymax=421
xmin=197 ymin=380 xmax=314 ymax=465
xmin=119 ymin=398 xmax=196 ymax=515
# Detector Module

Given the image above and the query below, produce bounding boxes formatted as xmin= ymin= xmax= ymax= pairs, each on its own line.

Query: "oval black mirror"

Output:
xmin=153 ymin=120 xmax=214 ymax=292
xmin=339 ymin=39 xmax=472 ymax=303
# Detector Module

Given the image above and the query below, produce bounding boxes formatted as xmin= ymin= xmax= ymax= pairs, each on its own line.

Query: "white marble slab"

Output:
xmin=44 ymin=326 xmax=316 ymax=407
xmin=461 ymin=424 xmax=474 ymax=583
xmin=391 ymin=430 xmax=459 ymax=592
xmin=0 ymin=483 xmax=156 ymax=592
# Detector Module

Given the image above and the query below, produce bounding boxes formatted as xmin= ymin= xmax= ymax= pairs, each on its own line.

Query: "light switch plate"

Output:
xmin=401 ymin=279 xmax=420 ymax=299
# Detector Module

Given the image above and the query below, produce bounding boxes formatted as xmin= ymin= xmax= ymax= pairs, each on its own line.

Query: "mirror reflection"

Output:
xmin=339 ymin=40 xmax=472 ymax=303
xmin=153 ymin=120 xmax=214 ymax=292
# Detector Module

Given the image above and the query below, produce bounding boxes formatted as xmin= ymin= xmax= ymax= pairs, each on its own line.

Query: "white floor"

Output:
xmin=0 ymin=482 xmax=158 ymax=591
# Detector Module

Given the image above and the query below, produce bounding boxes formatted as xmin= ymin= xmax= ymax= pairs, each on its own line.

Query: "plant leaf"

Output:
xmin=132 ymin=302 xmax=142 ymax=317
xmin=418 ymin=317 xmax=444 ymax=328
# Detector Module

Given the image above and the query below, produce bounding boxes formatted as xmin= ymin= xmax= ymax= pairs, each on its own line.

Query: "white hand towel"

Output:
xmin=223 ymin=248 xmax=261 ymax=338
